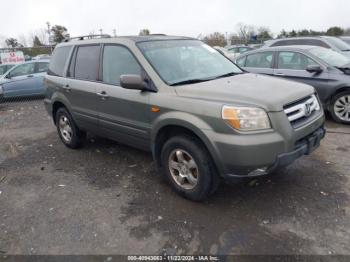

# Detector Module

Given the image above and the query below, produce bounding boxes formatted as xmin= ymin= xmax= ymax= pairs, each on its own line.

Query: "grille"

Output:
xmin=284 ymin=94 xmax=320 ymax=128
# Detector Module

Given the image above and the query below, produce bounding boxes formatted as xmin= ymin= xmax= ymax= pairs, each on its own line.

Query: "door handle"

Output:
xmin=62 ymin=84 xmax=72 ymax=92
xmin=274 ymin=72 xmax=285 ymax=76
xmin=96 ymin=91 xmax=109 ymax=99
xmin=27 ymin=75 xmax=34 ymax=78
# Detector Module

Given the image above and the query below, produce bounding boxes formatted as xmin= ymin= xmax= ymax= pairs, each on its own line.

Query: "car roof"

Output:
xmin=57 ymin=35 xmax=196 ymax=47
xmin=235 ymin=45 xmax=324 ymax=58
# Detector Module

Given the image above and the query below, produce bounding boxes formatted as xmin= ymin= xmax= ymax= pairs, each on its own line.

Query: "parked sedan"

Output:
xmin=0 ymin=64 xmax=15 ymax=77
xmin=264 ymin=36 xmax=350 ymax=58
xmin=0 ymin=60 xmax=49 ymax=100
xmin=213 ymin=46 xmax=236 ymax=60
xmin=225 ymin=45 xmax=254 ymax=59
xmin=235 ymin=46 xmax=350 ymax=124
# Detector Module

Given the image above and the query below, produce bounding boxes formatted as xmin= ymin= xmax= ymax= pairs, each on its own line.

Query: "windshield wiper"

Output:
xmin=170 ymin=78 xmax=211 ymax=86
xmin=169 ymin=72 xmax=239 ymax=86
xmin=213 ymin=72 xmax=238 ymax=79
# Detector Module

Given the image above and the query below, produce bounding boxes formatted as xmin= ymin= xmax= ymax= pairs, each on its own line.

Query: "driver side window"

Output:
xmin=9 ymin=63 xmax=35 ymax=77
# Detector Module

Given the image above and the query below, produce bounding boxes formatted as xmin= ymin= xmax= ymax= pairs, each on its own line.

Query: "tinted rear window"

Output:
xmin=48 ymin=46 xmax=72 ymax=76
xmin=74 ymin=45 xmax=100 ymax=81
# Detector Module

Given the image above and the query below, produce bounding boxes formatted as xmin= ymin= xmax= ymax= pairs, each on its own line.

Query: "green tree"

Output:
xmin=257 ymin=27 xmax=273 ymax=42
xmin=51 ymin=25 xmax=69 ymax=44
xmin=326 ymin=26 xmax=344 ymax=36
xmin=277 ymin=29 xmax=288 ymax=38
xmin=33 ymin=36 xmax=43 ymax=47
xmin=139 ymin=29 xmax=150 ymax=36
xmin=297 ymin=29 xmax=310 ymax=36
xmin=203 ymin=32 xmax=227 ymax=47
xmin=289 ymin=30 xmax=297 ymax=37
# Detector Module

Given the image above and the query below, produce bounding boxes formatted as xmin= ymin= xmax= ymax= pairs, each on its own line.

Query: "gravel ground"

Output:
xmin=0 ymin=99 xmax=349 ymax=255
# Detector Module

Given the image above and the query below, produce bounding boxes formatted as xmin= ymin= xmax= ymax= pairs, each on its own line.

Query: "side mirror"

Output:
xmin=5 ymin=73 xmax=11 ymax=79
xmin=120 ymin=74 xmax=148 ymax=91
xmin=306 ymin=65 xmax=323 ymax=74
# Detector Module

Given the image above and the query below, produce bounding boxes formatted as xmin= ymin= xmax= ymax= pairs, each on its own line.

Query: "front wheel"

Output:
xmin=161 ymin=135 xmax=220 ymax=201
xmin=330 ymin=91 xmax=350 ymax=124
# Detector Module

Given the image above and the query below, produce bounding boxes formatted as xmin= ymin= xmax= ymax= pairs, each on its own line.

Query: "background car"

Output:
xmin=213 ymin=46 xmax=236 ymax=60
xmin=225 ymin=45 xmax=254 ymax=59
xmin=32 ymin=54 xmax=52 ymax=60
xmin=0 ymin=64 xmax=15 ymax=77
xmin=263 ymin=36 xmax=350 ymax=58
xmin=0 ymin=60 xmax=49 ymax=99
xmin=340 ymin=36 xmax=350 ymax=45
xmin=235 ymin=46 xmax=350 ymax=124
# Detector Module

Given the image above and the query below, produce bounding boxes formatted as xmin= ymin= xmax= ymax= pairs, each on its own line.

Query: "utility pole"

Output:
xmin=112 ymin=29 xmax=116 ymax=37
xmin=46 ymin=22 xmax=53 ymax=53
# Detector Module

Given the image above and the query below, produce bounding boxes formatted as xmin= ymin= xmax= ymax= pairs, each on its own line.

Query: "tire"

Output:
xmin=55 ymin=107 xmax=86 ymax=149
xmin=330 ymin=90 xmax=350 ymax=125
xmin=161 ymin=135 xmax=220 ymax=201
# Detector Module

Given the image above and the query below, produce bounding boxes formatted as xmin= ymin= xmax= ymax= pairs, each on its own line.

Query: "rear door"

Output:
xmin=96 ymin=44 xmax=151 ymax=150
xmin=2 ymin=62 xmax=38 ymax=98
xmin=240 ymin=51 xmax=275 ymax=75
xmin=64 ymin=45 xmax=100 ymax=132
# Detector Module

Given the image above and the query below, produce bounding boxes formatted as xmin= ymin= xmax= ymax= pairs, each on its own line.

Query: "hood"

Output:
xmin=175 ymin=73 xmax=315 ymax=112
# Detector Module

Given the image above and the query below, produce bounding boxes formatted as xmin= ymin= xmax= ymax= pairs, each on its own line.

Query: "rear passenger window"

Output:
xmin=245 ymin=52 xmax=273 ymax=68
xmin=48 ymin=46 xmax=72 ymax=77
xmin=74 ymin=45 xmax=100 ymax=81
xmin=102 ymin=45 xmax=141 ymax=85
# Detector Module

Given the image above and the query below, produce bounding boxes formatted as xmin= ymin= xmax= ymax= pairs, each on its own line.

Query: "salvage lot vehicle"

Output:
xmin=213 ymin=46 xmax=236 ymax=61
xmin=235 ymin=46 xmax=350 ymax=124
xmin=0 ymin=64 xmax=15 ymax=77
xmin=263 ymin=36 xmax=350 ymax=58
xmin=0 ymin=60 xmax=49 ymax=99
xmin=225 ymin=45 xmax=254 ymax=59
xmin=44 ymin=35 xmax=325 ymax=201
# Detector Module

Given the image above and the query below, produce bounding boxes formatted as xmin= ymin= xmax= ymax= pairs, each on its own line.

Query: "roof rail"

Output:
xmin=63 ymin=34 xmax=112 ymax=42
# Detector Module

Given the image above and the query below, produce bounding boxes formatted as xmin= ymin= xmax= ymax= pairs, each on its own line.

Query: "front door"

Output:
xmin=2 ymin=62 xmax=38 ymax=98
xmin=273 ymin=51 xmax=330 ymax=103
xmin=96 ymin=44 xmax=151 ymax=150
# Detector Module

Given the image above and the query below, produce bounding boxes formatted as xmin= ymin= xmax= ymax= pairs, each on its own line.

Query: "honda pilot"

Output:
xmin=44 ymin=35 xmax=325 ymax=201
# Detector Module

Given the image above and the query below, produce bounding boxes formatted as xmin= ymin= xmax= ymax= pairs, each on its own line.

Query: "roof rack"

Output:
xmin=63 ymin=34 xmax=112 ymax=42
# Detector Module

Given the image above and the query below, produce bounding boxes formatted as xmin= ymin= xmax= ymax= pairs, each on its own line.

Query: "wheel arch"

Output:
xmin=151 ymin=115 xmax=220 ymax=173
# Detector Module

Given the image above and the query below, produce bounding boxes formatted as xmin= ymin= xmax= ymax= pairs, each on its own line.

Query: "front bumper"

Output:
xmin=203 ymin=111 xmax=325 ymax=178
xmin=221 ymin=126 xmax=325 ymax=178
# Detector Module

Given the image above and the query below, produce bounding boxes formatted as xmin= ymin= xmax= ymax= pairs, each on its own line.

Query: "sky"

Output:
xmin=0 ymin=0 xmax=349 ymax=45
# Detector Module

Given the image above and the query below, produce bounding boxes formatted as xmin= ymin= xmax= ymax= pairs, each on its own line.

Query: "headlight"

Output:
xmin=222 ymin=106 xmax=271 ymax=131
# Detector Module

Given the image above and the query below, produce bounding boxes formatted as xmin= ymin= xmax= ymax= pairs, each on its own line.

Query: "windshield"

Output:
xmin=137 ymin=40 xmax=242 ymax=85
xmin=309 ymin=47 xmax=350 ymax=67
xmin=324 ymin=37 xmax=350 ymax=51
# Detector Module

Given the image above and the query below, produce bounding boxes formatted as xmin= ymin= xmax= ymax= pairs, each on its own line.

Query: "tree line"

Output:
xmin=3 ymin=25 xmax=69 ymax=48
xmin=201 ymin=24 xmax=350 ymax=47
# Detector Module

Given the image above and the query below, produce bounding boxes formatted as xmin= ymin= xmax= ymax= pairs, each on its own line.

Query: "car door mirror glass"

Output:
xmin=5 ymin=73 xmax=11 ymax=79
xmin=306 ymin=65 xmax=323 ymax=73
xmin=120 ymin=74 xmax=148 ymax=91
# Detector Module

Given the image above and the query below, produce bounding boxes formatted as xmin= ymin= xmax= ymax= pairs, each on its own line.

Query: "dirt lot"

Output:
xmin=0 ymin=99 xmax=350 ymax=255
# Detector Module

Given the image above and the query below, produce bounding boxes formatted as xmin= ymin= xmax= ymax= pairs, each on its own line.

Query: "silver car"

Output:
xmin=264 ymin=36 xmax=350 ymax=58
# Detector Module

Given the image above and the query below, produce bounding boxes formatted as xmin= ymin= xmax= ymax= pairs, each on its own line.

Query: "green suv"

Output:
xmin=44 ymin=35 xmax=325 ymax=201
